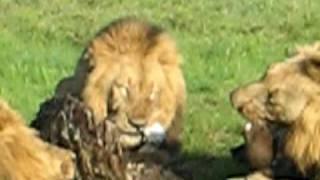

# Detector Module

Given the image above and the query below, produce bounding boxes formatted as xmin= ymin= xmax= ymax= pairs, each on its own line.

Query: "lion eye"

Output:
xmin=311 ymin=59 xmax=320 ymax=68
xmin=237 ymin=106 xmax=244 ymax=112
xmin=119 ymin=87 xmax=129 ymax=98
xmin=267 ymin=89 xmax=280 ymax=105
xmin=268 ymin=96 xmax=276 ymax=105
xmin=87 ymin=65 xmax=94 ymax=73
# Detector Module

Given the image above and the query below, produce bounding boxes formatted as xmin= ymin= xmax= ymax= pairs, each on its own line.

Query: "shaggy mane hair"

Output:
xmin=0 ymin=99 xmax=75 ymax=180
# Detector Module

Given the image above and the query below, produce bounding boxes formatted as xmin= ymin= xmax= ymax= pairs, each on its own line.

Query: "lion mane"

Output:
xmin=55 ymin=17 xmax=186 ymax=148
xmin=231 ymin=42 xmax=320 ymax=176
xmin=0 ymin=99 xmax=75 ymax=180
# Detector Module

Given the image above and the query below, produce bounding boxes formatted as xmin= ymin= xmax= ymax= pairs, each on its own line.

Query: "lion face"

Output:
xmin=231 ymin=46 xmax=320 ymax=125
xmin=109 ymin=79 xmax=160 ymax=125
xmin=230 ymin=82 xmax=272 ymax=123
xmin=109 ymin=80 xmax=167 ymax=145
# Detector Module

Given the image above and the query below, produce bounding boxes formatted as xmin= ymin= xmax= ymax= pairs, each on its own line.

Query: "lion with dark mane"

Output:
xmin=55 ymin=17 xmax=186 ymax=148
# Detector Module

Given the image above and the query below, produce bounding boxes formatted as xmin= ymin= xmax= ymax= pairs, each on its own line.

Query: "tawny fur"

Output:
xmin=230 ymin=82 xmax=271 ymax=124
xmin=264 ymin=43 xmax=320 ymax=173
xmin=55 ymin=17 xmax=186 ymax=136
xmin=284 ymin=97 xmax=320 ymax=174
xmin=231 ymin=42 xmax=320 ymax=175
xmin=0 ymin=99 xmax=75 ymax=180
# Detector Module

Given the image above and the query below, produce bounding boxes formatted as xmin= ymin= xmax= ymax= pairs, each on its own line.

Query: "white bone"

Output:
xmin=245 ymin=122 xmax=253 ymax=132
xmin=144 ymin=122 xmax=166 ymax=144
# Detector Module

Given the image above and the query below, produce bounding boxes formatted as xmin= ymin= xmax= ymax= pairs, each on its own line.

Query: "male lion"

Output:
xmin=0 ymin=99 xmax=75 ymax=180
xmin=230 ymin=42 xmax=320 ymax=178
xmin=56 ymin=17 xmax=186 ymax=146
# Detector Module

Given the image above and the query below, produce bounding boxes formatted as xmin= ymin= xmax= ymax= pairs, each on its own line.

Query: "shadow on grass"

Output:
xmin=169 ymin=152 xmax=249 ymax=180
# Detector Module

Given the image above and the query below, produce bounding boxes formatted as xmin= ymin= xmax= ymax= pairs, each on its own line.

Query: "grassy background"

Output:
xmin=1 ymin=0 xmax=320 ymax=179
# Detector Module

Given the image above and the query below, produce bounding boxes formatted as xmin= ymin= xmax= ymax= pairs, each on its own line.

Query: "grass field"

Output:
xmin=1 ymin=0 xmax=320 ymax=179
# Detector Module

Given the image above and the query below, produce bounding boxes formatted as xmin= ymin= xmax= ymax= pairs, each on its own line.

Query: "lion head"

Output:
xmin=231 ymin=42 xmax=320 ymax=175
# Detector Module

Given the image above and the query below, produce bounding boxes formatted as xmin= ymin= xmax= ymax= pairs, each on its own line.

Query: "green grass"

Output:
xmin=1 ymin=0 xmax=320 ymax=179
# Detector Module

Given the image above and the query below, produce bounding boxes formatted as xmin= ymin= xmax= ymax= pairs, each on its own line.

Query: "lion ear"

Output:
xmin=304 ymin=58 xmax=320 ymax=83
xmin=298 ymin=43 xmax=320 ymax=82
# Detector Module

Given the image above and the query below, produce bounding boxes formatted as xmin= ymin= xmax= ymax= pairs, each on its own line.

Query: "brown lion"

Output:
xmin=55 ymin=17 xmax=186 ymax=145
xmin=231 ymin=42 xmax=320 ymax=177
xmin=0 ymin=99 xmax=75 ymax=180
